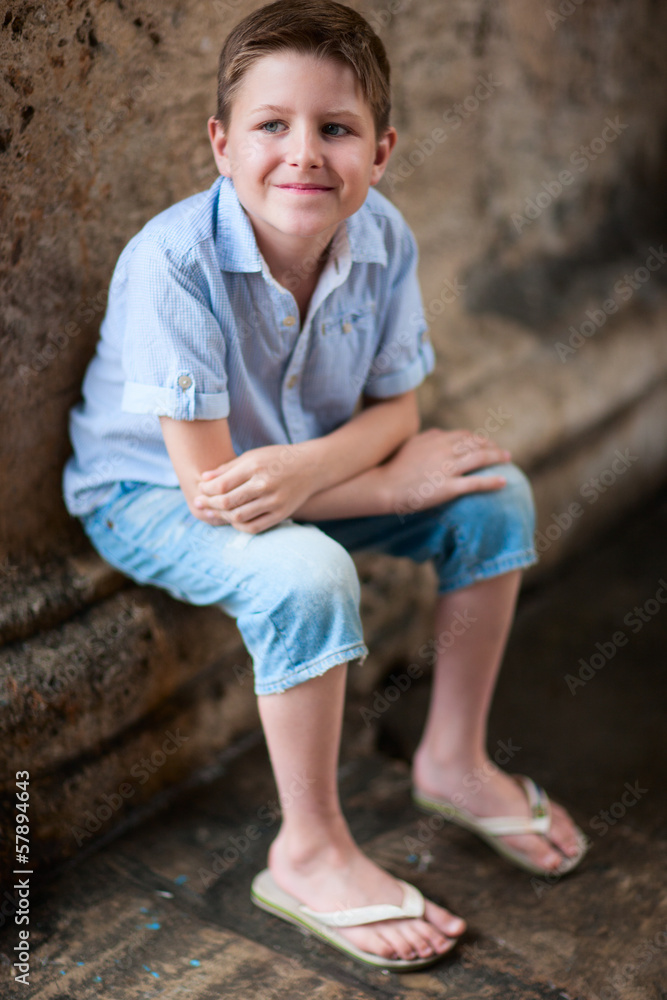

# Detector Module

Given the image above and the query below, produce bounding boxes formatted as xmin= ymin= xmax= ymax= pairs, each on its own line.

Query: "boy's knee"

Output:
xmin=285 ymin=528 xmax=360 ymax=603
xmin=483 ymin=462 xmax=536 ymax=531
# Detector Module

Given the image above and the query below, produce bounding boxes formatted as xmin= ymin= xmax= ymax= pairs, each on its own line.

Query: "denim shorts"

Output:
xmin=79 ymin=463 xmax=537 ymax=696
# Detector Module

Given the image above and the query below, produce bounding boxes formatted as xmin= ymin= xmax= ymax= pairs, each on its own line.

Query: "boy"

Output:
xmin=63 ymin=0 xmax=587 ymax=971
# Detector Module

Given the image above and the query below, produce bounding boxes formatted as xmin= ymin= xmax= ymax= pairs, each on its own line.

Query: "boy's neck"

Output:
xmin=253 ymin=223 xmax=338 ymax=321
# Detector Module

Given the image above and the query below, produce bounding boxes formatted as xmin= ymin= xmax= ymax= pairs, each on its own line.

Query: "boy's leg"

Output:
xmin=81 ymin=481 xmax=464 ymax=961
xmin=313 ymin=462 xmax=584 ymax=870
xmin=412 ymin=570 xmax=583 ymax=871
xmin=258 ymin=661 xmax=465 ymax=962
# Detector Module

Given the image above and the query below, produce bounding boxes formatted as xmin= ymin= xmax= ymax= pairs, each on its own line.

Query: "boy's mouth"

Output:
xmin=275 ymin=183 xmax=335 ymax=193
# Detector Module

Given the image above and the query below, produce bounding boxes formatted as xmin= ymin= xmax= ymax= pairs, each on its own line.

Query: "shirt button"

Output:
xmin=286 ymin=374 xmax=298 ymax=388
xmin=283 ymin=316 xmax=297 ymax=326
xmin=342 ymin=322 xmax=352 ymax=334
xmin=178 ymin=375 xmax=192 ymax=390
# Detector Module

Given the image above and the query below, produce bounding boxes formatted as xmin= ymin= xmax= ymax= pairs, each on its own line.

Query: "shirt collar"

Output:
xmin=214 ymin=176 xmax=388 ymax=273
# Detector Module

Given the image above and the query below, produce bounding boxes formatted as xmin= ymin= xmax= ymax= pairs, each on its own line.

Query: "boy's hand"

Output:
xmin=193 ymin=443 xmax=317 ymax=534
xmin=379 ymin=427 xmax=512 ymax=514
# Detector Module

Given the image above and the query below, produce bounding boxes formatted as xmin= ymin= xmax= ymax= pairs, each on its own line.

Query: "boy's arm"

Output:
xmin=159 ymin=416 xmax=237 ymax=520
xmin=290 ymin=390 xmax=420 ymax=520
xmin=183 ymin=390 xmax=420 ymax=529
xmin=298 ymin=388 xmax=420 ymax=495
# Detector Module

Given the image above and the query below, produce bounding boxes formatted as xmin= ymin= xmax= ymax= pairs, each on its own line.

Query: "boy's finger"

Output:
xmin=198 ymin=466 xmax=252 ymax=494
xmin=200 ymin=454 xmax=242 ymax=478
xmin=455 ymin=448 xmax=511 ymax=473
xmin=455 ymin=474 xmax=507 ymax=495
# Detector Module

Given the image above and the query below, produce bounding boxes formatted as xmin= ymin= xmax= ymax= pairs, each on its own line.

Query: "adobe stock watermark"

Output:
xmin=384 ymin=74 xmax=502 ymax=192
xmin=589 ymin=780 xmax=647 ymax=837
xmin=55 ymin=66 xmax=169 ymax=181
xmin=534 ymin=447 xmax=638 ymax=554
xmin=512 ymin=117 xmax=629 ymax=233
xmin=565 ymin=578 xmax=667 ymax=694
xmin=47 ymin=597 xmax=138 ymax=700
xmin=554 ymin=246 xmax=667 ymax=362
xmin=69 ymin=728 xmax=189 ymax=846
xmin=359 ymin=610 xmax=478 ymax=726
xmin=197 ymin=772 xmax=316 ymax=886
xmin=352 ymin=274 xmax=467 ymax=396
xmin=16 ymin=287 xmax=109 ymax=384
xmin=546 ymin=0 xmax=586 ymax=30
xmin=393 ymin=406 xmax=513 ymax=522
xmin=366 ymin=0 xmax=406 ymax=34
xmin=576 ymin=923 xmax=667 ymax=1000
xmin=405 ymin=738 xmax=522 ymax=855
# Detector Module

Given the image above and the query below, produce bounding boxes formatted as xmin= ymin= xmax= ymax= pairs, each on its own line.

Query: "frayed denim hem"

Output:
xmin=254 ymin=642 xmax=369 ymax=696
xmin=437 ymin=548 xmax=539 ymax=595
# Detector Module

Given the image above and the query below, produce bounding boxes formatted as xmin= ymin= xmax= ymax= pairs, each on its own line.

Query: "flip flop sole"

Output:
xmin=250 ymin=869 xmax=455 ymax=972
xmin=412 ymin=790 xmax=589 ymax=876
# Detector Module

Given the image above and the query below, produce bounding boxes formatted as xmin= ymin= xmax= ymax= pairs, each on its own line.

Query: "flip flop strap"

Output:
xmin=299 ymin=879 xmax=425 ymax=927
xmin=473 ymin=776 xmax=552 ymax=836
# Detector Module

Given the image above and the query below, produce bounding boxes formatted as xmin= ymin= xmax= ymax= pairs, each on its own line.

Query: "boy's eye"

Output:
xmin=260 ymin=121 xmax=286 ymax=133
xmin=322 ymin=123 xmax=349 ymax=137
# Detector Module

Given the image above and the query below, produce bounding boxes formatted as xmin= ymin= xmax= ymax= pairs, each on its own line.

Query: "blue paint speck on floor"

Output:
xmin=174 ymin=874 xmax=188 ymax=884
xmin=189 ymin=959 xmax=201 ymax=966
xmin=145 ymin=922 xmax=161 ymax=929
xmin=139 ymin=906 xmax=149 ymax=913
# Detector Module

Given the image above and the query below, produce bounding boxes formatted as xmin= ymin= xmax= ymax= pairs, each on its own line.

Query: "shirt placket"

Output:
xmin=280 ymin=234 xmax=353 ymax=443
xmin=278 ymin=292 xmax=307 ymax=442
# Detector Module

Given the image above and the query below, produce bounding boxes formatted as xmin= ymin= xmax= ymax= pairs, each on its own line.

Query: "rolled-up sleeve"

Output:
xmin=362 ymin=226 xmax=436 ymax=398
xmin=120 ymin=237 xmax=230 ymax=421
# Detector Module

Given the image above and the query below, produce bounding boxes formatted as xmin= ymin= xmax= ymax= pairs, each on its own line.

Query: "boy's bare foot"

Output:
xmin=412 ymin=751 xmax=585 ymax=872
xmin=268 ymin=823 xmax=465 ymax=962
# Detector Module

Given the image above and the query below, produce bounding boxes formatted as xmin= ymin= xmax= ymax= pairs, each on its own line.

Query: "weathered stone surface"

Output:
xmin=0 ymin=856 xmax=376 ymax=998
xmin=0 ymin=550 xmax=125 ymax=646
xmin=0 ymin=587 xmax=250 ymax=779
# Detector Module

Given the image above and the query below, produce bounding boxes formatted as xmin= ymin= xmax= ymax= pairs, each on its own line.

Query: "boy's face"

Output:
xmin=208 ymin=51 xmax=396 ymax=260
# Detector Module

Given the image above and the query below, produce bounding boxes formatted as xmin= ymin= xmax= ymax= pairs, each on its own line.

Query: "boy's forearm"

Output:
xmin=298 ymin=390 xmax=419 ymax=496
xmin=291 ymin=464 xmax=391 ymax=521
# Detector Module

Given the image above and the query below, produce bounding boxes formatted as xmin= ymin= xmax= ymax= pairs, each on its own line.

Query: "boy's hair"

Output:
xmin=214 ymin=0 xmax=391 ymax=138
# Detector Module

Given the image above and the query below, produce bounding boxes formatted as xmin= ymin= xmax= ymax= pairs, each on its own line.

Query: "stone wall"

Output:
xmin=2 ymin=0 xmax=666 ymax=883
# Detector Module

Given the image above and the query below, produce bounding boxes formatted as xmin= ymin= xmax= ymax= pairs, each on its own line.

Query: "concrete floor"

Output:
xmin=2 ymin=485 xmax=666 ymax=1000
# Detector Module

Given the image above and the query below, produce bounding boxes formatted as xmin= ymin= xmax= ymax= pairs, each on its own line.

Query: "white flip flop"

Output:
xmin=250 ymin=868 xmax=459 ymax=971
xmin=413 ymin=774 xmax=589 ymax=876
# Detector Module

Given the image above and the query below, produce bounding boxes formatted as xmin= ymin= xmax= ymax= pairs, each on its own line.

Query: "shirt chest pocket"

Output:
xmin=319 ymin=300 xmax=377 ymax=341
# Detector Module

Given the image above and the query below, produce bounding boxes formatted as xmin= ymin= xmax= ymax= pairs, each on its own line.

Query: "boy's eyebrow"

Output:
xmin=249 ymin=103 xmax=366 ymax=123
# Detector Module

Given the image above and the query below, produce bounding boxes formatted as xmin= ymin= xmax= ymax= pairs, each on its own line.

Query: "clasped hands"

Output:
xmin=193 ymin=428 xmax=512 ymax=534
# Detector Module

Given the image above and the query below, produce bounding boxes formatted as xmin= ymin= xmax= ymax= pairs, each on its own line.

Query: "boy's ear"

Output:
xmin=208 ymin=116 xmax=232 ymax=177
xmin=369 ymin=126 xmax=398 ymax=187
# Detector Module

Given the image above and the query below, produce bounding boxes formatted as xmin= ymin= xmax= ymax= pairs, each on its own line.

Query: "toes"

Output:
xmin=378 ymin=925 xmax=430 ymax=961
xmin=354 ymin=928 xmax=402 ymax=961
xmin=424 ymin=900 xmax=466 ymax=938
xmin=407 ymin=919 xmax=457 ymax=956
xmin=508 ymin=833 xmax=564 ymax=870
xmin=346 ymin=912 xmax=462 ymax=964
xmin=549 ymin=804 xmax=587 ymax=857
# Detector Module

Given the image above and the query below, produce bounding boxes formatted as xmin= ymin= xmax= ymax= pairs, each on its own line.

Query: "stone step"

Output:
xmin=2 ymin=730 xmax=662 ymax=998
xmin=0 ymin=553 xmax=436 ymax=887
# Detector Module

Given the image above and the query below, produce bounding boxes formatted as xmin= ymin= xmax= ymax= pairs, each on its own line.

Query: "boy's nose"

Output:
xmin=286 ymin=126 xmax=324 ymax=169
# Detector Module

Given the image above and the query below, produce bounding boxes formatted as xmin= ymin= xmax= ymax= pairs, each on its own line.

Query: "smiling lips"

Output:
xmin=276 ymin=183 xmax=334 ymax=193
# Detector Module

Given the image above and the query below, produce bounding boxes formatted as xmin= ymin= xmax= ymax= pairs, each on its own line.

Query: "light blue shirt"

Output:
xmin=63 ymin=175 xmax=436 ymax=516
